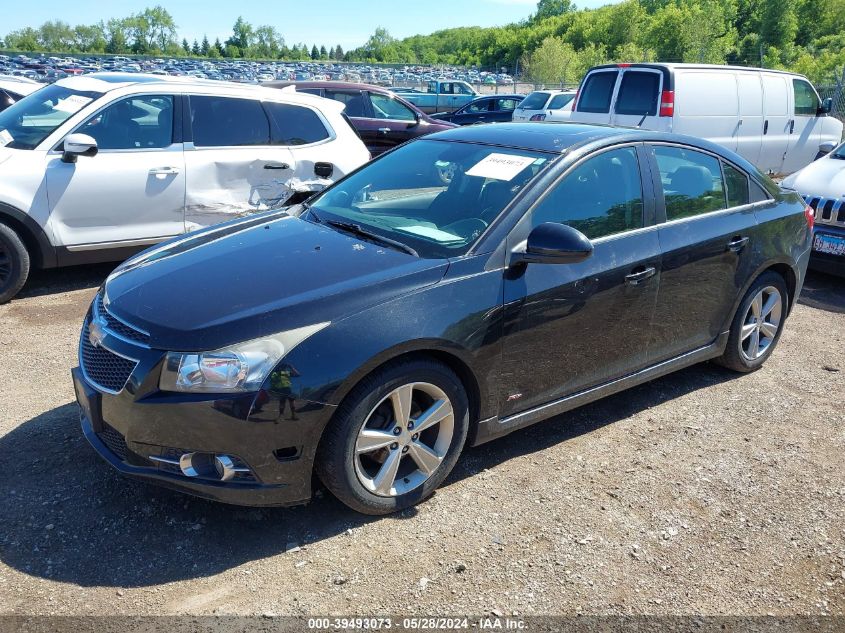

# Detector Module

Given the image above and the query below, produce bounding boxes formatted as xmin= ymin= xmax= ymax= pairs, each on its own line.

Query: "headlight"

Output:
xmin=159 ymin=322 xmax=329 ymax=393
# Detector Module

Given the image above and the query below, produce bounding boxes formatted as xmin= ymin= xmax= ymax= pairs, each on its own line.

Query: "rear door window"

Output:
xmin=324 ymin=90 xmax=368 ymax=117
xmin=548 ymin=93 xmax=574 ymax=110
xmin=723 ymin=163 xmax=750 ymax=208
xmin=615 ymin=71 xmax=660 ymax=116
xmin=653 ymin=145 xmax=726 ymax=220
xmin=264 ymin=102 xmax=330 ymax=146
xmin=577 ymin=71 xmax=618 ymax=113
xmin=519 ymin=92 xmax=551 ymax=110
xmin=190 ymin=95 xmax=270 ymax=147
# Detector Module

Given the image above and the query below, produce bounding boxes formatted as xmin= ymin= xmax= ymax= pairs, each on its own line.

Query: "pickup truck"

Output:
xmin=393 ymin=80 xmax=480 ymax=114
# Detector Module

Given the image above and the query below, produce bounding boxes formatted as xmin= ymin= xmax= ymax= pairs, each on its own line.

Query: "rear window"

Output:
xmin=190 ymin=96 xmax=270 ymax=147
xmin=265 ymin=102 xmax=330 ymax=146
xmin=578 ymin=71 xmax=618 ymax=113
xmin=548 ymin=93 xmax=574 ymax=110
xmin=519 ymin=92 xmax=551 ymax=110
xmin=615 ymin=71 xmax=660 ymax=116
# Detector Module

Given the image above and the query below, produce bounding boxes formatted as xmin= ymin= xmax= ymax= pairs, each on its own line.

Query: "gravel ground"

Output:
xmin=0 ymin=264 xmax=843 ymax=617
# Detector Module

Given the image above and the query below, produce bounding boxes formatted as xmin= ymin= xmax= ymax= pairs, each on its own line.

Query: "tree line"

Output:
xmin=2 ymin=0 xmax=844 ymax=84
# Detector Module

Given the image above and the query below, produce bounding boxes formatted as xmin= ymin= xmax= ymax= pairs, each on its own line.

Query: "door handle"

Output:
xmin=377 ymin=127 xmax=391 ymax=134
xmin=727 ymin=236 xmax=750 ymax=252
xmin=789 ymin=119 xmax=795 ymax=134
xmin=263 ymin=162 xmax=290 ymax=170
xmin=149 ymin=166 xmax=179 ymax=176
xmin=625 ymin=266 xmax=656 ymax=285
xmin=763 ymin=120 xmax=769 ymax=135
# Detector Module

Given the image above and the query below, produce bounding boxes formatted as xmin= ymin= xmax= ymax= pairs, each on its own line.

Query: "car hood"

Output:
xmin=0 ymin=147 xmax=17 ymax=167
xmin=103 ymin=212 xmax=449 ymax=351
xmin=783 ymin=156 xmax=845 ymax=199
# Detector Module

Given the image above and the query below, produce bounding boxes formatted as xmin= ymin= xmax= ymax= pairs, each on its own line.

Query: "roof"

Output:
xmin=425 ymin=122 xmax=636 ymax=154
xmin=588 ymin=62 xmax=806 ymax=78
xmin=263 ymin=80 xmax=396 ymax=95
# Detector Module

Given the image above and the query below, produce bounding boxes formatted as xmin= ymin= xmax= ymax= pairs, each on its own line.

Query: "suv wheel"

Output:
xmin=715 ymin=271 xmax=788 ymax=373
xmin=0 ymin=222 xmax=30 ymax=304
xmin=316 ymin=358 xmax=469 ymax=515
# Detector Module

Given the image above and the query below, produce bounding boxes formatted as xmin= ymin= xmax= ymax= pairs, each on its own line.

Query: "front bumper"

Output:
xmin=73 ymin=363 xmax=333 ymax=507
xmin=810 ymin=225 xmax=845 ymax=277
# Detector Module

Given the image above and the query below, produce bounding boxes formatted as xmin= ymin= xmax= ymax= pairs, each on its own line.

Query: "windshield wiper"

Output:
xmin=325 ymin=220 xmax=418 ymax=257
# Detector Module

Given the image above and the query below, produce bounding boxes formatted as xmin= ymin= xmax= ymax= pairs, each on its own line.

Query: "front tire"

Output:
xmin=0 ymin=222 xmax=30 ymax=304
xmin=316 ymin=358 xmax=469 ymax=515
xmin=715 ymin=271 xmax=789 ymax=373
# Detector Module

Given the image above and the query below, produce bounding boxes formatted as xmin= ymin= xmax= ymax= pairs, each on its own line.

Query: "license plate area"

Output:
xmin=73 ymin=369 xmax=104 ymax=431
xmin=813 ymin=233 xmax=845 ymax=256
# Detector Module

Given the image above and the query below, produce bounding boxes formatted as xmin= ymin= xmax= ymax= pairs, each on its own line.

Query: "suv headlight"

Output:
xmin=159 ymin=322 xmax=329 ymax=393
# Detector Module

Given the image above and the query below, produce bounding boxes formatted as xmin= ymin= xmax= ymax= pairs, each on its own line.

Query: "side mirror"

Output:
xmin=407 ymin=112 xmax=421 ymax=128
xmin=512 ymin=222 xmax=593 ymax=265
xmin=61 ymin=133 xmax=98 ymax=163
xmin=819 ymin=98 xmax=833 ymax=115
xmin=819 ymin=140 xmax=837 ymax=154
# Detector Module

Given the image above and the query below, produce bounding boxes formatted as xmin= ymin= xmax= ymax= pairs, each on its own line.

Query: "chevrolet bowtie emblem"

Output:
xmin=88 ymin=316 xmax=108 ymax=348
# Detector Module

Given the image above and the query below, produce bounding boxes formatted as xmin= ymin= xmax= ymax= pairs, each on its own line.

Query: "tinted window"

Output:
xmin=466 ymin=99 xmax=491 ymax=114
xmin=793 ymin=79 xmax=819 ymax=116
xmin=723 ymin=163 xmax=750 ymax=208
xmin=532 ymin=147 xmax=644 ymax=239
xmin=191 ymin=96 xmax=270 ymax=147
xmin=368 ymin=93 xmax=416 ymax=121
xmin=520 ymin=92 xmax=551 ymax=110
xmin=0 ymin=89 xmax=20 ymax=113
xmin=265 ymin=102 xmax=330 ymax=146
xmin=578 ymin=71 xmax=617 ymax=113
xmin=653 ymin=146 xmax=726 ymax=220
xmin=615 ymin=71 xmax=659 ymax=116
xmin=497 ymin=98 xmax=520 ymax=111
xmin=79 ymin=95 xmax=173 ymax=150
xmin=324 ymin=90 xmax=367 ymax=117
xmin=548 ymin=93 xmax=574 ymax=110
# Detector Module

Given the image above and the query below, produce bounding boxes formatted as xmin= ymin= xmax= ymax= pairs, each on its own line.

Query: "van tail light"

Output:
xmin=659 ymin=90 xmax=674 ymax=117
xmin=804 ymin=204 xmax=815 ymax=230
xmin=530 ymin=113 xmax=546 ymax=121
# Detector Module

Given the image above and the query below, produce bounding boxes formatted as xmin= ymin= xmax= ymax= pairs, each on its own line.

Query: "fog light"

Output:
xmin=214 ymin=454 xmax=236 ymax=482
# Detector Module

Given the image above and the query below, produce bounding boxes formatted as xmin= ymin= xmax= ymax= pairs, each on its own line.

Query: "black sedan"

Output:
xmin=430 ymin=94 xmax=524 ymax=125
xmin=73 ymin=123 xmax=812 ymax=515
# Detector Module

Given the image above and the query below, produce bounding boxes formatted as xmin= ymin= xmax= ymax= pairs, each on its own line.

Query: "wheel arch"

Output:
xmin=722 ymin=259 xmax=799 ymax=334
xmin=0 ymin=203 xmax=57 ymax=269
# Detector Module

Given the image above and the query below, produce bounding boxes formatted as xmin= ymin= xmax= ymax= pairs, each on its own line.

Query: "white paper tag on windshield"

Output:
xmin=54 ymin=95 xmax=93 ymax=114
xmin=0 ymin=129 xmax=12 ymax=147
xmin=466 ymin=153 xmax=536 ymax=181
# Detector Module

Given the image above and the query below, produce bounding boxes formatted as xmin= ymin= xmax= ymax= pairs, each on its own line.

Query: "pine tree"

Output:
xmin=311 ymin=44 xmax=319 ymax=59
xmin=214 ymin=37 xmax=224 ymax=56
xmin=335 ymin=44 xmax=344 ymax=60
xmin=191 ymin=39 xmax=200 ymax=56
xmin=182 ymin=38 xmax=191 ymax=55
xmin=320 ymin=44 xmax=328 ymax=59
xmin=200 ymin=34 xmax=210 ymax=56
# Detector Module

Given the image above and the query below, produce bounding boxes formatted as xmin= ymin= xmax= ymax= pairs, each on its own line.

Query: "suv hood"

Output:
xmin=783 ymin=156 xmax=845 ymax=198
xmin=103 ymin=212 xmax=449 ymax=351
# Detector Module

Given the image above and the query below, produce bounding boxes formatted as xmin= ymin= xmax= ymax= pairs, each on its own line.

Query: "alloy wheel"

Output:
xmin=740 ymin=285 xmax=782 ymax=361
xmin=354 ymin=382 xmax=454 ymax=497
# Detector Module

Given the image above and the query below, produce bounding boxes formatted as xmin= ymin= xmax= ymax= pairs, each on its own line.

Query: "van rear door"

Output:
xmin=735 ymin=72 xmax=763 ymax=166
xmin=760 ymin=73 xmax=791 ymax=174
xmin=611 ymin=68 xmax=668 ymax=131
xmin=673 ymin=69 xmax=738 ymax=151
xmin=572 ymin=69 xmax=619 ymax=124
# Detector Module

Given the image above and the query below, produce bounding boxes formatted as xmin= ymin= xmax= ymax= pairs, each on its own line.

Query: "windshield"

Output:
xmin=307 ymin=139 xmax=554 ymax=258
xmin=833 ymin=142 xmax=845 ymax=159
xmin=0 ymin=84 xmax=102 ymax=150
xmin=519 ymin=92 xmax=551 ymax=110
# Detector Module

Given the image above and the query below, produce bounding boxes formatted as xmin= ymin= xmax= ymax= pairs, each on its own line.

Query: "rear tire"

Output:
xmin=0 ymin=222 xmax=30 ymax=304
xmin=715 ymin=271 xmax=788 ymax=373
xmin=316 ymin=358 xmax=469 ymax=515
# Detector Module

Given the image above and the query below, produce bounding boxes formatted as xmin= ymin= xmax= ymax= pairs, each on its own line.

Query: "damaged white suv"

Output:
xmin=0 ymin=73 xmax=370 ymax=302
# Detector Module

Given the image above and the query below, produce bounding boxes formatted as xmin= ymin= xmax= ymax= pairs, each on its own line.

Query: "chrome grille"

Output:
xmin=80 ymin=320 xmax=138 ymax=394
xmin=805 ymin=195 xmax=845 ymax=228
xmin=95 ymin=294 xmax=150 ymax=346
xmin=97 ymin=423 xmax=128 ymax=461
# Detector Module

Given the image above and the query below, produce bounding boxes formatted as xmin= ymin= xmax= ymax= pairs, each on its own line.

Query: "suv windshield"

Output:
xmin=0 ymin=84 xmax=102 ymax=150
xmin=307 ymin=139 xmax=553 ymax=258
xmin=833 ymin=143 xmax=845 ymax=160
xmin=519 ymin=92 xmax=551 ymax=110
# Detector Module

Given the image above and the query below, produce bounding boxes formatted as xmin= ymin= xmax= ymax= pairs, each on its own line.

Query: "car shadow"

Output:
xmin=0 ymin=361 xmax=739 ymax=589
xmin=16 ymin=263 xmax=116 ymax=300
xmin=799 ymin=270 xmax=844 ymax=314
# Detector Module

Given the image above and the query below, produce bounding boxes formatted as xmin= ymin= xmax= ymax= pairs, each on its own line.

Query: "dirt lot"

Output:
xmin=0 ymin=264 xmax=843 ymax=617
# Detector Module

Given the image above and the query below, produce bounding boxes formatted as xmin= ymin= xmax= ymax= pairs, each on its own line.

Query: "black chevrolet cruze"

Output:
xmin=73 ymin=123 xmax=812 ymax=515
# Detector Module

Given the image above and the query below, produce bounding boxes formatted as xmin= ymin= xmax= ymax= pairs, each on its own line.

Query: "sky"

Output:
xmin=2 ymin=0 xmax=614 ymax=50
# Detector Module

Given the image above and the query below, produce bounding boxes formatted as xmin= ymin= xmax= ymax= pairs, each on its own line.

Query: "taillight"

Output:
xmin=530 ymin=113 xmax=546 ymax=122
xmin=804 ymin=204 xmax=815 ymax=230
xmin=659 ymin=90 xmax=674 ymax=117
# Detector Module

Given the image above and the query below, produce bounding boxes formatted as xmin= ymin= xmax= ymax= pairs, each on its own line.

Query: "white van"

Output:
xmin=569 ymin=63 xmax=842 ymax=175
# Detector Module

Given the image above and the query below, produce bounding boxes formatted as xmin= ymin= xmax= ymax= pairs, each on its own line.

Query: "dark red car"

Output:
xmin=264 ymin=81 xmax=456 ymax=156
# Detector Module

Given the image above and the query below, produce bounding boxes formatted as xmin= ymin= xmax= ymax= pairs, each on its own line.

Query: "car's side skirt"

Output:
xmin=472 ymin=331 xmax=730 ymax=447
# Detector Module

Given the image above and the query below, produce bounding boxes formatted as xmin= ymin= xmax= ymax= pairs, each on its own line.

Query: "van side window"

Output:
xmin=615 ymin=72 xmax=659 ymax=116
xmin=793 ymin=79 xmax=819 ymax=116
xmin=531 ymin=147 xmax=644 ymax=239
xmin=190 ymin=96 xmax=270 ymax=147
xmin=577 ymin=71 xmax=617 ymax=113
xmin=264 ymin=102 xmax=330 ymax=146
xmin=723 ymin=163 xmax=750 ymax=208
xmin=653 ymin=146 xmax=726 ymax=221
